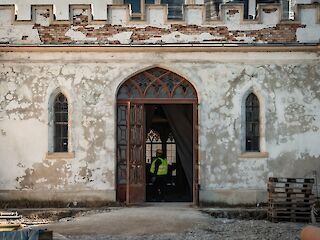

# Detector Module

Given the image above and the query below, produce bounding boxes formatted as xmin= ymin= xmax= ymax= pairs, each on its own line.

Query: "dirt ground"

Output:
xmin=41 ymin=203 xmax=318 ymax=240
xmin=2 ymin=203 xmax=319 ymax=240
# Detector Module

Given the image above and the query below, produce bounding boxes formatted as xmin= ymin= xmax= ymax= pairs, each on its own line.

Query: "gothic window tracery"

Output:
xmin=117 ymin=67 xmax=197 ymax=100
xmin=146 ymin=129 xmax=162 ymax=164
xmin=145 ymin=129 xmax=176 ymax=170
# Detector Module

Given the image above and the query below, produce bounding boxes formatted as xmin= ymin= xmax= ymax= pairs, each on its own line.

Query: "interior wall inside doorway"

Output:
xmin=145 ymin=104 xmax=193 ymax=202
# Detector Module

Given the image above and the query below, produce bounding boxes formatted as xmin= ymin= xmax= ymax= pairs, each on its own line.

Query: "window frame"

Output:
xmin=124 ymin=0 xmax=186 ymax=20
xmin=245 ymin=93 xmax=260 ymax=152
xmin=47 ymin=88 xmax=73 ymax=157
xmin=53 ymin=93 xmax=69 ymax=152
xmin=145 ymin=129 xmax=176 ymax=167
xmin=239 ymin=89 xmax=268 ymax=158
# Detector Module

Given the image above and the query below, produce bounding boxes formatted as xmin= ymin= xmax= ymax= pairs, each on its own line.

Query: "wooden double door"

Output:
xmin=116 ymin=67 xmax=198 ymax=204
xmin=117 ymin=102 xmax=145 ymax=203
xmin=116 ymin=101 xmax=198 ymax=204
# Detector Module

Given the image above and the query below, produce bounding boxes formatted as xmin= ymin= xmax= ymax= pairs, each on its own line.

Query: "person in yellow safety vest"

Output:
xmin=150 ymin=148 xmax=168 ymax=201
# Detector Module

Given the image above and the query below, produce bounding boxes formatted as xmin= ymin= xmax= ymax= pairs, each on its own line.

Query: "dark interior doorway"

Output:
xmin=116 ymin=67 xmax=198 ymax=204
xmin=145 ymin=104 xmax=193 ymax=202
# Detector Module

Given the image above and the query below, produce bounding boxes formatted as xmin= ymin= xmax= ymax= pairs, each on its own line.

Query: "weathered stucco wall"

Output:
xmin=0 ymin=3 xmax=319 ymax=44
xmin=0 ymin=50 xmax=319 ymax=204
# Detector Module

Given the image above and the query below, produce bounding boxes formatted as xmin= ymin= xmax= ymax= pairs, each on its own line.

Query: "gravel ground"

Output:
xmin=54 ymin=213 xmax=319 ymax=240
xmin=3 ymin=205 xmax=319 ymax=240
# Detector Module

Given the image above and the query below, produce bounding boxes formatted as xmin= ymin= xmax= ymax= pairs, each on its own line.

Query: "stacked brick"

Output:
xmin=33 ymin=22 xmax=303 ymax=44
xmin=268 ymin=177 xmax=315 ymax=223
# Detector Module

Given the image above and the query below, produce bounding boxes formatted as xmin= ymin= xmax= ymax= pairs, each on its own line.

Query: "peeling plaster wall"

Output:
xmin=0 ymin=51 xmax=319 ymax=204
xmin=0 ymin=3 xmax=320 ymax=45
xmin=0 ymin=60 xmax=117 ymax=201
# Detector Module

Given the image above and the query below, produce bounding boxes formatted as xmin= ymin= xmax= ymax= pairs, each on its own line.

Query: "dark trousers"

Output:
xmin=153 ymin=175 xmax=167 ymax=201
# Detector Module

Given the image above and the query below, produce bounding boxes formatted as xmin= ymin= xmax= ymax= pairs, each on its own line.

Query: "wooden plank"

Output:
xmin=268 ymin=182 xmax=314 ymax=188
xmin=269 ymin=204 xmax=314 ymax=209
xmin=268 ymin=185 xmax=314 ymax=191
xmin=269 ymin=204 xmax=311 ymax=212
xmin=268 ymin=212 xmax=311 ymax=216
xmin=269 ymin=194 xmax=316 ymax=203
xmin=269 ymin=202 xmax=315 ymax=206
xmin=269 ymin=217 xmax=311 ymax=223
xmin=269 ymin=192 xmax=314 ymax=198
xmin=269 ymin=177 xmax=315 ymax=184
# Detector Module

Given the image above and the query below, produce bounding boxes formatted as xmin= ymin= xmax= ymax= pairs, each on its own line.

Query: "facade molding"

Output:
xmin=0 ymin=45 xmax=319 ymax=53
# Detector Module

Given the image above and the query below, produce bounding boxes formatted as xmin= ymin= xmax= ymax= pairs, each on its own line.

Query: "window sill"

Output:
xmin=239 ymin=152 xmax=269 ymax=159
xmin=46 ymin=152 xmax=75 ymax=159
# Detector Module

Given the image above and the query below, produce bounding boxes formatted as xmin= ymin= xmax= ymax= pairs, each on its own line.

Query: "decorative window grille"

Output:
xmin=117 ymin=67 xmax=197 ymax=100
xmin=146 ymin=129 xmax=162 ymax=164
xmin=166 ymin=132 xmax=176 ymax=165
xmin=166 ymin=132 xmax=176 ymax=176
xmin=54 ymin=93 xmax=68 ymax=152
xmin=245 ymin=93 xmax=260 ymax=152
xmin=146 ymin=130 xmax=176 ymax=171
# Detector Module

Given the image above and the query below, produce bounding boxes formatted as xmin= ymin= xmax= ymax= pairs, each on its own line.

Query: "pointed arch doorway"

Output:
xmin=116 ymin=67 xmax=198 ymax=204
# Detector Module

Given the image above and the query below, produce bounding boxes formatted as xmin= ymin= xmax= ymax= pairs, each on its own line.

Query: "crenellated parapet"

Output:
xmin=0 ymin=2 xmax=319 ymax=45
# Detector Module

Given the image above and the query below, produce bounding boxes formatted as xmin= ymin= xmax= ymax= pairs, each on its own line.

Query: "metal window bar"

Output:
xmin=162 ymin=0 xmax=183 ymax=20
xmin=245 ymin=93 xmax=260 ymax=151
xmin=54 ymin=93 xmax=68 ymax=152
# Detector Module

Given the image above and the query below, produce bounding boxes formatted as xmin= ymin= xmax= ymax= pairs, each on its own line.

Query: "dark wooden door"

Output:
xmin=127 ymin=103 xmax=145 ymax=203
xmin=116 ymin=104 xmax=128 ymax=202
xmin=117 ymin=67 xmax=199 ymax=204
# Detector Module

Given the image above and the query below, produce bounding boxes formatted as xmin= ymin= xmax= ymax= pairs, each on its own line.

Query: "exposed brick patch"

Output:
xmin=227 ymin=9 xmax=240 ymax=15
xmin=33 ymin=22 xmax=304 ymax=44
xmin=40 ymin=10 xmax=50 ymax=19
xmin=244 ymin=24 xmax=303 ymax=43
xmin=73 ymin=10 xmax=89 ymax=26
xmin=262 ymin=8 xmax=278 ymax=13
xmin=34 ymin=24 xmax=73 ymax=44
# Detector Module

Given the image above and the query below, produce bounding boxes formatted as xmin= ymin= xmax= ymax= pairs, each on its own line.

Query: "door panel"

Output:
xmin=127 ymin=104 xmax=145 ymax=203
xmin=116 ymin=104 xmax=128 ymax=202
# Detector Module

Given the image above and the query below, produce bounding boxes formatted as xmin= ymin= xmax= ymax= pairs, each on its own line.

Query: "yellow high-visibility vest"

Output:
xmin=150 ymin=157 xmax=168 ymax=175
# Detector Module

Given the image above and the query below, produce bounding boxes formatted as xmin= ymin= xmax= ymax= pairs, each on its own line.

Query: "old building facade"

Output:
xmin=0 ymin=0 xmax=319 ymax=205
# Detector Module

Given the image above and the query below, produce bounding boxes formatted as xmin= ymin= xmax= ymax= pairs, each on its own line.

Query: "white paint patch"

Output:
xmin=0 ymin=119 xmax=47 ymax=189
xmin=143 ymin=31 xmax=225 ymax=44
xmin=296 ymin=8 xmax=320 ymax=43
xmin=0 ymin=25 xmax=41 ymax=44
xmin=65 ymin=27 xmax=97 ymax=42
xmin=36 ymin=178 xmax=47 ymax=183
xmin=107 ymin=31 xmax=133 ymax=44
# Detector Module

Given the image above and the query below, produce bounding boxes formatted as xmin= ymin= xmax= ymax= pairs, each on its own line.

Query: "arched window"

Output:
xmin=245 ymin=93 xmax=260 ymax=151
xmin=145 ymin=130 xmax=176 ymax=166
xmin=146 ymin=129 xmax=162 ymax=164
xmin=54 ymin=93 xmax=68 ymax=152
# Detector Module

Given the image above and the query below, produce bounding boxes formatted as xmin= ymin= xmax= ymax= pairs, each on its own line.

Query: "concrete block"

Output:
xmin=146 ymin=4 xmax=167 ymax=26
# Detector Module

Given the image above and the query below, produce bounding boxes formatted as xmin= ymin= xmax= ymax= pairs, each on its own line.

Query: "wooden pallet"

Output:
xmin=268 ymin=177 xmax=315 ymax=223
xmin=269 ymin=177 xmax=315 ymax=184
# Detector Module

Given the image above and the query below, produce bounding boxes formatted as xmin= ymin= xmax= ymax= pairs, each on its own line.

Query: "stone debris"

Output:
xmin=1 ymin=207 xmax=320 ymax=240
xmin=0 ymin=211 xmax=21 ymax=219
xmin=0 ymin=208 xmax=112 ymax=228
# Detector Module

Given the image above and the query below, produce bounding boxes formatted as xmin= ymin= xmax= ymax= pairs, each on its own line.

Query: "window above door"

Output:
xmin=123 ymin=0 xmax=184 ymax=20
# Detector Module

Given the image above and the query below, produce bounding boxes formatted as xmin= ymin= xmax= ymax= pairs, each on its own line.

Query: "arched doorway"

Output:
xmin=116 ymin=67 xmax=198 ymax=204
